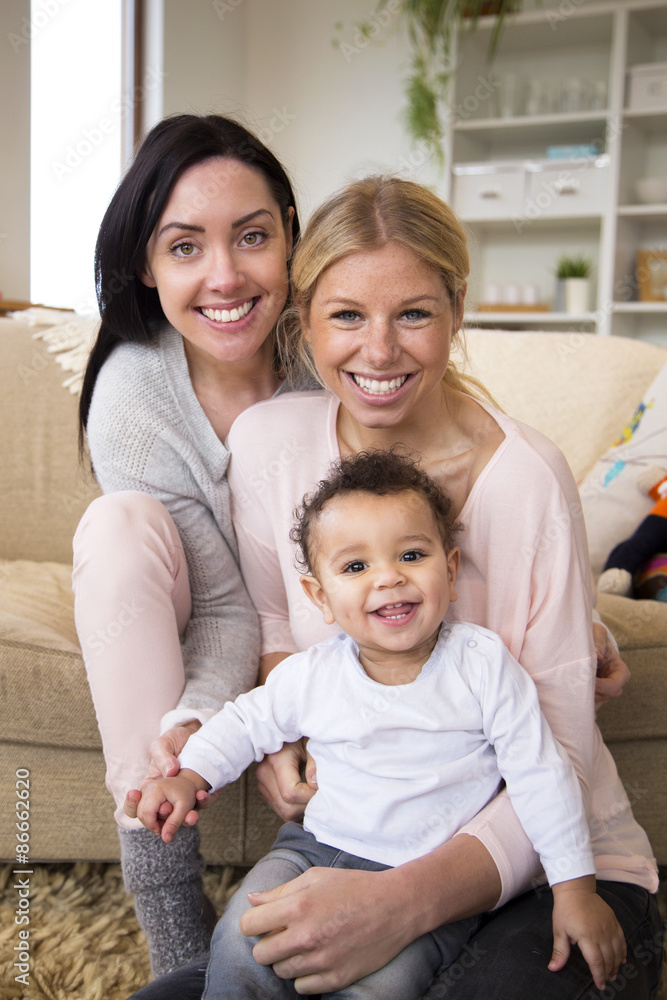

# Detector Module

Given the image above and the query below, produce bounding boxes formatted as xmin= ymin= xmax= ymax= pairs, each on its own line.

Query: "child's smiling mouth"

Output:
xmin=372 ymin=602 xmax=417 ymax=621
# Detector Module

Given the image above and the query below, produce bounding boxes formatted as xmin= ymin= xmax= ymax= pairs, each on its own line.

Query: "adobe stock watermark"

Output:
xmin=425 ymin=940 xmax=488 ymax=995
xmin=551 ymin=250 xmax=657 ymax=350
xmin=254 ymin=107 xmax=296 ymax=147
xmin=397 ymin=75 xmax=500 ymax=179
xmin=84 ymin=599 xmax=145 ymax=656
xmin=545 ymin=0 xmax=588 ymax=32
xmin=51 ymin=67 xmax=167 ymax=181
xmin=234 ymin=438 xmax=309 ymax=511
xmin=396 ymin=73 xmax=501 ymax=178
xmin=514 ymin=121 xmax=624 ymax=233
xmin=16 ymin=345 xmax=52 ymax=387
xmin=521 ymin=500 xmax=587 ymax=563
xmin=212 ymin=0 xmax=244 ymax=20
xmin=169 ymin=107 xmax=295 ymax=219
xmin=334 ymin=1 xmax=402 ymax=64
xmin=8 ymin=0 xmax=71 ymax=54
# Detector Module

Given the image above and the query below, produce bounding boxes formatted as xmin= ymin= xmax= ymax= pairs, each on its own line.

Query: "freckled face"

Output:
xmin=301 ymin=243 xmax=464 ymax=432
xmin=302 ymin=491 xmax=459 ymax=671
xmin=141 ymin=157 xmax=293 ymax=369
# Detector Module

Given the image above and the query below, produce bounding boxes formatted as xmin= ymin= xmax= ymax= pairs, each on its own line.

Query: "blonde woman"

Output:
xmin=127 ymin=177 xmax=660 ymax=1000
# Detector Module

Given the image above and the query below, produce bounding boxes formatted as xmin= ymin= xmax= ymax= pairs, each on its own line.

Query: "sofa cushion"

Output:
xmin=596 ymin=592 xmax=667 ymax=743
xmin=0 ymin=559 xmax=100 ymax=749
xmin=0 ymin=317 xmax=100 ymax=564
xmin=457 ymin=331 xmax=666 ymax=483
xmin=578 ymin=362 xmax=667 ymax=576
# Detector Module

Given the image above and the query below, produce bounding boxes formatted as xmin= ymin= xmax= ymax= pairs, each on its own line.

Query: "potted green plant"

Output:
xmin=554 ymin=254 xmax=593 ymax=314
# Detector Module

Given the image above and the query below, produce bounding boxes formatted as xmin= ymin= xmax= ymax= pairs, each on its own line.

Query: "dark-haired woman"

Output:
xmin=71 ymin=114 xmax=306 ymax=976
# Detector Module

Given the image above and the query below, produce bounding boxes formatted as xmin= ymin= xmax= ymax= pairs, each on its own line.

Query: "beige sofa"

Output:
xmin=1 ymin=313 xmax=665 ymax=868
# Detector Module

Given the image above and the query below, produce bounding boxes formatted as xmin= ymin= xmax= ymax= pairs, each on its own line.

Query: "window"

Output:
xmin=30 ymin=0 xmax=123 ymax=310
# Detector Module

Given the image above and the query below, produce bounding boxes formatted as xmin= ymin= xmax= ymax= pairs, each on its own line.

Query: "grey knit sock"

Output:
xmin=120 ymin=825 xmax=216 ymax=977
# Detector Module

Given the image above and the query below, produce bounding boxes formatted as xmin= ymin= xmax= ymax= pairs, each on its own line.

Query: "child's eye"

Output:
xmin=343 ymin=560 xmax=367 ymax=573
xmin=401 ymin=550 xmax=425 ymax=562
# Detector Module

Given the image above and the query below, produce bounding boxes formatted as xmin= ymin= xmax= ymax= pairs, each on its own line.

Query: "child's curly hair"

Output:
xmin=290 ymin=447 xmax=460 ymax=574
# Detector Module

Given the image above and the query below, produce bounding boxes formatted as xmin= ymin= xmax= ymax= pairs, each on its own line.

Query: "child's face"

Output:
xmin=301 ymin=490 xmax=459 ymax=679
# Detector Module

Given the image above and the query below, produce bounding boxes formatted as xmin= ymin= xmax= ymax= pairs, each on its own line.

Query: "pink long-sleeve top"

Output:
xmin=227 ymin=390 xmax=658 ymax=905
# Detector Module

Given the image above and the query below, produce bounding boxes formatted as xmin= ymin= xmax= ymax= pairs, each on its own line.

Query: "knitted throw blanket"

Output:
xmin=11 ymin=307 xmax=100 ymax=395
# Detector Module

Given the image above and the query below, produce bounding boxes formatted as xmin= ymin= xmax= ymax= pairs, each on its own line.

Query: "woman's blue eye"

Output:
xmin=332 ymin=310 xmax=360 ymax=322
xmin=403 ymin=309 xmax=428 ymax=320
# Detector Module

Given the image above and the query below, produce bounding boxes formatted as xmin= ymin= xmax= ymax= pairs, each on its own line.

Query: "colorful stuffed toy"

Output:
xmin=598 ymin=467 xmax=667 ymax=601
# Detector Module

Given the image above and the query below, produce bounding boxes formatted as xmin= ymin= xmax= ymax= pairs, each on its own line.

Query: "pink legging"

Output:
xmin=72 ymin=492 xmax=192 ymax=829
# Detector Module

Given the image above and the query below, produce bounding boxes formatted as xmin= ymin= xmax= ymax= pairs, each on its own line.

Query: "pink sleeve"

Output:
xmin=453 ymin=425 xmax=596 ymax=906
xmin=226 ymin=415 xmax=298 ymax=656
xmin=233 ymin=520 xmax=299 ymax=655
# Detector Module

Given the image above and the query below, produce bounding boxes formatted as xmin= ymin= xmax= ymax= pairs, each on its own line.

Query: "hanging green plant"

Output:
xmin=336 ymin=0 xmax=523 ymax=166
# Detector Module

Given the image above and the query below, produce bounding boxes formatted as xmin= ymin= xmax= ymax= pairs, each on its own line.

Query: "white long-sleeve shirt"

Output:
xmin=180 ymin=623 xmax=594 ymax=882
xmin=226 ymin=390 xmax=658 ymax=902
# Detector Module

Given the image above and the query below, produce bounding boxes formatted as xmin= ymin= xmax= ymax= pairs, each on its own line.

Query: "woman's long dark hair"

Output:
xmin=78 ymin=113 xmax=301 ymax=453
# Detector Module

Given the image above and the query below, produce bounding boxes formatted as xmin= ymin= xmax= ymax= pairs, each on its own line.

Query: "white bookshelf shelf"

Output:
xmin=612 ymin=301 xmax=667 ymax=312
xmin=465 ymin=311 xmax=598 ymax=324
xmin=449 ymin=0 xmax=667 ymax=343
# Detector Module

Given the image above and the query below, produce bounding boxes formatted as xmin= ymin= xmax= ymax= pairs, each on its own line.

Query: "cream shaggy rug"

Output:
xmin=0 ymin=862 xmax=240 ymax=1000
xmin=1 ymin=862 xmax=664 ymax=1000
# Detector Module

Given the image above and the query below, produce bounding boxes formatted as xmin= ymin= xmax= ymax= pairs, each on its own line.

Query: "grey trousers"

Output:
xmin=202 ymin=822 xmax=481 ymax=1000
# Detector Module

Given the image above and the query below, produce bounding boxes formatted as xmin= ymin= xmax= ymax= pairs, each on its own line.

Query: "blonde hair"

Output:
xmin=277 ymin=175 xmax=493 ymax=403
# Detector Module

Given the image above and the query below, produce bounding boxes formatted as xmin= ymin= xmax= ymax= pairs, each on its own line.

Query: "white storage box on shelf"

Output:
xmin=525 ymin=157 xmax=609 ymax=218
xmin=452 ymin=157 xmax=608 ymax=222
xmin=627 ymin=62 xmax=667 ymax=110
xmin=451 ymin=163 xmax=525 ymax=221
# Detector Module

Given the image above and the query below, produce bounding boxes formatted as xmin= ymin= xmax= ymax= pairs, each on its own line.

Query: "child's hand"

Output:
xmin=549 ymin=877 xmax=627 ymax=990
xmin=135 ymin=769 xmax=210 ymax=844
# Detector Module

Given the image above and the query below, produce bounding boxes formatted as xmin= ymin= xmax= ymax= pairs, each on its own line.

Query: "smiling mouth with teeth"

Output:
xmin=200 ymin=299 xmax=255 ymax=324
xmin=352 ymin=374 xmax=409 ymax=395
xmin=374 ymin=602 xmax=413 ymax=620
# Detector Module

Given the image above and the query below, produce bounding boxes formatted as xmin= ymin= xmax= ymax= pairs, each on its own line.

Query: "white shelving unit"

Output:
xmin=445 ymin=0 xmax=667 ymax=344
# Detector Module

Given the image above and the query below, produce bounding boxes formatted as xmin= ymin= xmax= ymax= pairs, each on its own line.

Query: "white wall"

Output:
xmin=4 ymin=1 xmax=436 ymax=302
xmin=161 ymin=0 xmax=440 ymax=220
xmin=162 ymin=0 xmax=247 ymax=120
xmin=0 ymin=1 xmax=31 ymax=300
xmin=31 ymin=0 xmax=122 ymax=311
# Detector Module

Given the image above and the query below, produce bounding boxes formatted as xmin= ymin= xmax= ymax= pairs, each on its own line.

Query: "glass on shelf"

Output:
xmin=494 ymin=73 xmax=608 ymax=118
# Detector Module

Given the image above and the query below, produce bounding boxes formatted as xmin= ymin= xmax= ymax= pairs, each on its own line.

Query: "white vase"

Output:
xmin=563 ymin=278 xmax=590 ymax=314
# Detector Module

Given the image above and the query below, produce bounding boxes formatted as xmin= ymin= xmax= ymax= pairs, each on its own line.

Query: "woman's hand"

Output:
xmin=239 ymin=833 xmax=500 ymax=995
xmin=240 ymin=866 xmax=419 ymax=995
xmin=254 ymin=739 xmax=318 ymax=822
xmin=124 ymin=719 xmax=221 ymax=819
xmin=593 ymin=622 xmax=631 ymax=709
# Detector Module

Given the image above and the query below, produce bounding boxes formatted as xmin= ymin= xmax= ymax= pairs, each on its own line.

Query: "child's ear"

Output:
xmin=447 ymin=546 xmax=460 ymax=603
xmin=300 ymin=575 xmax=336 ymax=626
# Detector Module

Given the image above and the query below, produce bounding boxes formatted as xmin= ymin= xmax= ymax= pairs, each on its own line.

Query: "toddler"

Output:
xmin=135 ymin=449 xmax=626 ymax=999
